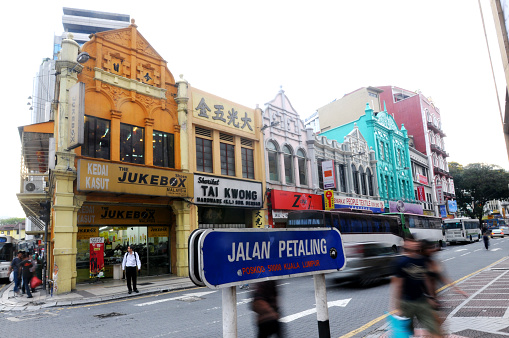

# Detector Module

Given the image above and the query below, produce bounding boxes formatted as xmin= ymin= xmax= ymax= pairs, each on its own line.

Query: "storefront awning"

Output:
xmin=18 ymin=121 xmax=54 ymax=173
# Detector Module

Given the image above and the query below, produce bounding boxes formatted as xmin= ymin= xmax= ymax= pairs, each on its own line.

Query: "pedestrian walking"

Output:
xmin=252 ymin=280 xmax=283 ymax=338
xmin=121 ymin=245 xmax=141 ymax=294
xmin=389 ymin=238 xmax=441 ymax=337
xmin=483 ymin=229 xmax=490 ymax=250
xmin=20 ymin=253 xmax=33 ymax=299
xmin=8 ymin=251 xmax=23 ymax=295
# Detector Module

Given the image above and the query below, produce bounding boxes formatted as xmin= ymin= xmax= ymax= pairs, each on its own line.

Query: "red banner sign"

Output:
xmin=89 ymin=237 xmax=105 ymax=278
xmin=270 ymin=190 xmax=322 ymax=210
xmin=417 ymin=186 xmax=426 ymax=201
xmin=417 ymin=174 xmax=428 ymax=185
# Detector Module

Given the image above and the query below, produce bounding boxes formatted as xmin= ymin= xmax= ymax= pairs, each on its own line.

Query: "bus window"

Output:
xmin=362 ymin=218 xmax=370 ymax=232
xmin=324 ymin=213 xmax=332 ymax=228
xmin=352 ymin=218 xmax=362 ymax=232
xmin=406 ymin=215 xmax=416 ymax=228
xmin=332 ymin=214 xmax=340 ymax=230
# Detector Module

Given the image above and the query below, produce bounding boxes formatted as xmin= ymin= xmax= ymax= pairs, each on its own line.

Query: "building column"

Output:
xmin=172 ymin=200 xmax=191 ymax=277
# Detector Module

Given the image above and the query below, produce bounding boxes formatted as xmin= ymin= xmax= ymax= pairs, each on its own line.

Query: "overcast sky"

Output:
xmin=1 ymin=0 xmax=507 ymax=218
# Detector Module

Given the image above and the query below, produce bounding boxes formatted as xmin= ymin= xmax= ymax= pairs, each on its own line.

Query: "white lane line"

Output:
xmin=491 ymin=248 xmax=502 ymax=251
xmin=441 ymin=257 xmax=456 ymax=262
xmin=474 ymin=249 xmax=482 ymax=252
xmin=279 ymin=298 xmax=351 ymax=323
xmin=460 ymin=252 xmax=471 ymax=256
xmin=455 ymin=249 xmax=467 ymax=252
xmin=135 ymin=290 xmax=217 ymax=307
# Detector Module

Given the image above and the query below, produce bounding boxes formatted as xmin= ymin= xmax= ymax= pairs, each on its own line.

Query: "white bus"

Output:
xmin=384 ymin=213 xmax=445 ymax=247
xmin=287 ymin=209 xmax=407 ymax=252
xmin=443 ymin=218 xmax=481 ymax=244
xmin=0 ymin=235 xmax=16 ymax=279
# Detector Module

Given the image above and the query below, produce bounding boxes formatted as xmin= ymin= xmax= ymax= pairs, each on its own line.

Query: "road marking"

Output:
xmin=460 ymin=252 xmax=471 ymax=256
xmin=279 ymin=298 xmax=350 ymax=323
xmin=455 ymin=249 xmax=468 ymax=252
xmin=474 ymin=249 xmax=482 ymax=252
xmin=135 ymin=290 xmax=217 ymax=307
xmin=441 ymin=257 xmax=456 ymax=262
xmin=491 ymin=248 xmax=502 ymax=251
xmin=341 ymin=257 xmax=509 ymax=338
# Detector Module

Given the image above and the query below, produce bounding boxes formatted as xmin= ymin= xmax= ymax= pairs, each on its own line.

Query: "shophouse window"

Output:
xmin=367 ymin=168 xmax=374 ymax=196
xmin=195 ymin=128 xmax=213 ymax=173
xmin=317 ymin=159 xmax=324 ymax=189
xmin=283 ymin=145 xmax=294 ymax=184
xmin=360 ymin=167 xmax=367 ymax=195
xmin=241 ymin=138 xmax=254 ymax=179
xmin=297 ymin=149 xmax=307 ymax=186
xmin=267 ymin=141 xmax=279 ymax=181
xmin=338 ymin=164 xmax=347 ymax=192
xmin=220 ymin=133 xmax=235 ymax=176
xmin=379 ymin=142 xmax=385 ymax=160
xmin=153 ymin=131 xmax=174 ymax=168
xmin=352 ymin=164 xmax=360 ymax=194
xmin=83 ymin=116 xmax=110 ymax=159
xmin=120 ymin=123 xmax=144 ymax=164
xmin=397 ymin=149 xmax=402 ymax=166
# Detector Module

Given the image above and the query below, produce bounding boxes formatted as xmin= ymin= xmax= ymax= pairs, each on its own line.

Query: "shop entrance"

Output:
xmin=76 ymin=225 xmax=171 ymax=283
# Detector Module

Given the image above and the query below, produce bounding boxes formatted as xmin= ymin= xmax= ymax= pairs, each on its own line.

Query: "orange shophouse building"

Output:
xmin=46 ymin=21 xmax=193 ymax=293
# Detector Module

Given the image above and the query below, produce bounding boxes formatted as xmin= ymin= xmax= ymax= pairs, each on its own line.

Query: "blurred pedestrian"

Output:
xmin=390 ymin=238 xmax=440 ymax=337
xmin=30 ymin=254 xmax=38 ymax=292
xmin=8 ymin=251 xmax=22 ymax=295
xmin=20 ymin=253 xmax=33 ymax=299
xmin=483 ymin=228 xmax=490 ymax=250
xmin=252 ymin=280 xmax=282 ymax=338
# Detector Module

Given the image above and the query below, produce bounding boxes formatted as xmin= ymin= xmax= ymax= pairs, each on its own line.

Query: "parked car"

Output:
xmin=328 ymin=242 xmax=401 ymax=286
xmin=491 ymin=227 xmax=505 ymax=238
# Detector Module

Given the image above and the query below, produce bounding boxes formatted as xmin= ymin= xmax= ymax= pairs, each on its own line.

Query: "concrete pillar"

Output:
xmin=172 ymin=200 xmax=191 ymax=277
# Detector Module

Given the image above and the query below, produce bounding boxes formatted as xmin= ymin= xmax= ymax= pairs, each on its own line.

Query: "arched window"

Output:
xmin=360 ymin=167 xmax=367 ymax=195
xmin=267 ymin=141 xmax=279 ymax=182
xmin=283 ymin=145 xmax=294 ymax=184
xmin=429 ymin=132 xmax=435 ymax=144
xmin=338 ymin=164 xmax=347 ymax=192
xmin=367 ymin=168 xmax=374 ymax=196
xmin=442 ymin=177 xmax=448 ymax=193
xmin=352 ymin=164 xmax=360 ymax=194
xmin=296 ymin=149 xmax=307 ymax=186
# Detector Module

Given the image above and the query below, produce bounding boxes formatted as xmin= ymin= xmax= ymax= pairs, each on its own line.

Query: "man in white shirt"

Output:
xmin=122 ymin=246 xmax=141 ymax=294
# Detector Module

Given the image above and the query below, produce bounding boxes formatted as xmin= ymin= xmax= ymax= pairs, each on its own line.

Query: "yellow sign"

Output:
xmin=192 ymin=91 xmax=255 ymax=134
xmin=77 ymin=204 xmax=172 ymax=225
xmin=148 ymin=226 xmax=169 ymax=237
xmin=77 ymin=227 xmax=99 ymax=240
xmin=324 ymin=190 xmax=334 ymax=210
xmin=77 ymin=159 xmax=193 ymax=197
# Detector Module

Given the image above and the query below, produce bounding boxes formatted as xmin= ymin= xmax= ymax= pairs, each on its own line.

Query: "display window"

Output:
xmin=76 ymin=225 xmax=170 ymax=283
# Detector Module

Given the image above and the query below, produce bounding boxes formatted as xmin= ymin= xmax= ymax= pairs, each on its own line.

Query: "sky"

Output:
xmin=1 ymin=0 xmax=508 ymax=218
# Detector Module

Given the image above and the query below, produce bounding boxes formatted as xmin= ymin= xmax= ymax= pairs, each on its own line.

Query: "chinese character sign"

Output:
xmin=89 ymin=237 xmax=105 ymax=278
xmin=417 ymin=186 xmax=426 ymax=201
xmin=192 ymin=92 xmax=255 ymax=134
xmin=436 ymin=184 xmax=444 ymax=205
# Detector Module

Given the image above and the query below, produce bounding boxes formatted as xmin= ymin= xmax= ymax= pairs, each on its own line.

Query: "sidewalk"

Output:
xmin=0 ymin=274 xmax=197 ymax=312
xmin=367 ymin=256 xmax=509 ymax=337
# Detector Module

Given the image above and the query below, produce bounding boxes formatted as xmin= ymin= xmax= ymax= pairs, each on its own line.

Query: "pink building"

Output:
xmin=378 ymin=86 xmax=454 ymax=214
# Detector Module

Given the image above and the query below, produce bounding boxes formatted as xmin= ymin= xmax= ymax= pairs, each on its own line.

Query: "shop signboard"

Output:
xmin=417 ymin=186 xmax=426 ymax=201
xmin=439 ymin=205 xmax=447 ymax=218
xmin=67 ymin=82 xmax=85 ymax=150
xmin=436 ymin=184 xmax=444 ymax=205
xmin=192 ymin=90 xmax=255 ymax=135
xmin=389 ymin=201 xmax=424 ymax=215
xmin=447 ymin=200 xmax=458 ymax=213
xmin=417 ymin=174 xmax=428 ymax=185
xmin=77 ymin=227 xmax=99 ymax=240
xmin=77 ymin=204 xmax=172 ymax=225
xmin=89 ymin=237 xmax=105 ymax=278
xmin=197 ymin=228 xmax=345 ymax=288
xmin=77 ymin=159 xmax=193 ymax=198
xmin=322 ymin=160 xmax=336 ymax=189
xmin=324 ymin=190 xmax=334 ymax=210
xmin=270 ymin=190 xmax=322 ymax=210
xmin=194 ymin=174 xmax=263 ymax=208
xmin=148 ymin=226 xmax=169 ymax=238
xmin=334 ymin=196 xmax=385 ymax=213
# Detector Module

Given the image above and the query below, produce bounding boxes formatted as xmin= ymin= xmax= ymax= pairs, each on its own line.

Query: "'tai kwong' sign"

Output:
xmin=194 ymin=174 xmax=263 ymax=208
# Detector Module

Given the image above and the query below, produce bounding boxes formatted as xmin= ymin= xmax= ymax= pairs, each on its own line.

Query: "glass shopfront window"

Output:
xmin=76 ymin=225 xmax=170 ymax=283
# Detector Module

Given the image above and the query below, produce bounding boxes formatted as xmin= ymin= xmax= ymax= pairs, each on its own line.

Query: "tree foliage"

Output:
xmin=449 ymin=162 xmax=509 ymax=224
xmin=0 ymin=217 xmax=25 ymax=225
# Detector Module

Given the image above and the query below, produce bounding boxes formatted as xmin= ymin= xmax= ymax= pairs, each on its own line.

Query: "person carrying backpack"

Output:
xmin=121 ymin=245 xmax=141 ymax=294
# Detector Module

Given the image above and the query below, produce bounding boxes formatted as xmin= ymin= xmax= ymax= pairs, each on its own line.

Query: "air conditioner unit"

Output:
xmin=24 ymin=181 xmax=44 ymax=193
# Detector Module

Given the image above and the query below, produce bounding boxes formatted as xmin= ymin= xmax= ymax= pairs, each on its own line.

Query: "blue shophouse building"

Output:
xmin=320 ymin=103 xmax=417 ymax=210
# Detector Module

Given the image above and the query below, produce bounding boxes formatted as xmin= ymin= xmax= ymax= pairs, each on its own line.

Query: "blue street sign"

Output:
xmin=440 ymin=205 xmax=447 ymax=218
xmin=199 ymin=228 xmax=345 ymax=289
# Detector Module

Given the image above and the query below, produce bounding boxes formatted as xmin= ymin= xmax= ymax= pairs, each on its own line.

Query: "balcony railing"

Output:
xmin=427 ymin=121 xmax=447 ymax=137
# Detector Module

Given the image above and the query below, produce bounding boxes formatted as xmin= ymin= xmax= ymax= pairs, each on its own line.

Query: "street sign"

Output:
xmin=436 ymin=184 xmax=444 ymax=205
xmin=188 ymin=229 xmax=206 ymax=287
xmin=324 ymin=190 xmax=334 ymax=210
xmin=198 ymin=228 xmax=345 ymax=289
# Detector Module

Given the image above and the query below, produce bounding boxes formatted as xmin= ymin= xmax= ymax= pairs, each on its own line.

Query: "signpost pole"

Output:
xmin=222 ymin=286 xmax=237 ymax=338
xmin=314 ymin=273 xmax=331 ymax=338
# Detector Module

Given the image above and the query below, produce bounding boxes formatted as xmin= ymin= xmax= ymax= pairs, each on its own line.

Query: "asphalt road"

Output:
xmin=1 ymin=237 xmax=507 ymax=338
